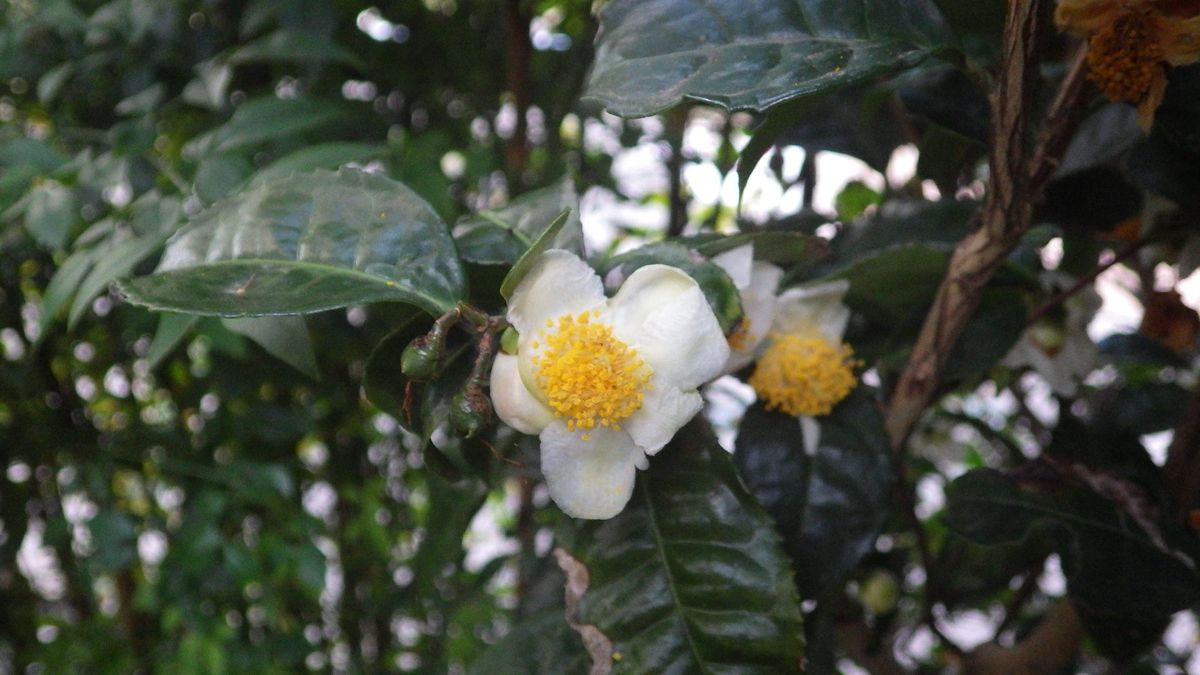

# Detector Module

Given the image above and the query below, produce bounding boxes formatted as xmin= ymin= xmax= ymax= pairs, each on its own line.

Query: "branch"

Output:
xmin=964 ymin=600 xmax=1083 ymax=674
xmin=884 ymin=0 xmax=1089 ymax=450
xmin=1025 ymin=238 xmax=1147 ymax=326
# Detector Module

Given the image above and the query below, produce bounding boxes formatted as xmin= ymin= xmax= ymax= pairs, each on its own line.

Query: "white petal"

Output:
xmin=506 ymin=249 xmax=606 ymax=334
xmin=625 ymin=385 xmax=703 ymax=455
xmin=711 ymin=244 xmax=754 ymax=289
xmin=773 ymin=279 xmax=851 ymax=341
xmin=540 ymin=423 xmax=642 ymax=519
xmin=490 ymin=353 xmax=554 ymax=434
xmin=608 ymin=264 xmax=730 ymax=390
xmin=800 ymin=415 xmax=821 ymax=457
xmin=723 ymin=262 xmax=784 ymax=373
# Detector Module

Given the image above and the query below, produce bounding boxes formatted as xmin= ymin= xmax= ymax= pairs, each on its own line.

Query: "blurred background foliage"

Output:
xmin=1 ymin=0 xmax=1199 ymax=673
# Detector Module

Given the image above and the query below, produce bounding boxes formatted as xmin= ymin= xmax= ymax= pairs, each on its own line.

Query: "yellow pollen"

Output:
xmin=531 ymin=310 xmax=653 ymax=436
xmin=749 ymin=333 xmax=859 ymax=417
xmin=1086 ymin=9 xmax=1164 ymax=103
xmin=728 ymin=316 xmax=755 ymax=351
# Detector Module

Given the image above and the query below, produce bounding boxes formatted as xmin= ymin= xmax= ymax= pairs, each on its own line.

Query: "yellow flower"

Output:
xmin=1056 ymin=0 xmax=1200 ymax=128
xmin=490 ymin=250 xmax=729 ymax=519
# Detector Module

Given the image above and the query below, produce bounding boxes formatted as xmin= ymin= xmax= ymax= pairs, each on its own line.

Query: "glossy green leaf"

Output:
xmin=559 ymin=421 xmax=805 ymax=673
xmin=118 ymin=169 xmax=466 ymax=317
xmin=183 ymin=97 xmax=350 ymax=159
xmin=36 ymin=248 xmax=95 ymax=342
xmin=499 ymin=208 xmax=573 ymax=300
xmin=468 ymin=610 xmax=588 ymax=675
xmin=194 ymin=154 xmax=255 ymax=204
xmin=251 ymin=143 xmax=385 ymax=185
xmin=222 ymin=316 xmax=319 ymax=379
xmin=600 ymin=241 xmax=744 ymax=334
xmin=587 ymin=0 xmax=957 ymax=117
xmin=944 ymin=468 xmax=1200 ymax=619
xmin=455 ymin=178 xmax=583 ymax=266
xmin=734 ymin=389 xmax=892 ymax=596
xmin=680 ymin=230 xmax=825 ymax=265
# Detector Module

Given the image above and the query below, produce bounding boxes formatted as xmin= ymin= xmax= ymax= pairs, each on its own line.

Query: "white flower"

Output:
xmin=747 ymin=279 xmax=858 ymax=456
xmin=1003 ymin=274 xmax=1101 ymax=396
xmin=490 ymin=250 xmax=729 ymax=519
xmin=711 ymin=245 xmax=784 ymax=374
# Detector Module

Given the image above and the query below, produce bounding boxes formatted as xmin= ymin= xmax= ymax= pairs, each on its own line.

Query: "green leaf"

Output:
xmin=36 ymin=248 xmax=95 ymax=342
xmin=559 ymin=421 xmax=805 ymax=673
xmin=145 ymin=313 xmax=201 ymax=371
xmin=228 ymin=29 xmax=365 ymax=69
xmin=222 ymin=316 xmax=319 ymax=379
xmin=944 ymin=467 xmax=1200 ymax=619
xmin=734 ymin=389 xmax=892 ymax=596
xmin=251 ymin=142 xmax=385 ymax=185
xmin=499 ymin=208 xmax=573 ymax=300
xmin=24 ymin=180 xmax=78 ymax=249
xmin=412 ymin=474 xmax=487 ymax=599
xmin=194 ymin=154 xmax=254 ymax=204
xmin=586 ymin=0 xmax=957 ymax=117
xmin=834 ymin=181 xmax=883 ymax=221
xmin=183 ymin=97 xmax=350 ymax=159
xmin=69 ymin=232 xmax=167 ymax=330
xmin=468 ymin=610 xmax=589 ymax=675
xmin=117 ymin=169 xmax=466 ymax=317
xmin=681 ymin=230 xmax=826 ymax=265
xmin=600 ymin=241 xmax=744 ymax=334
xmin=455 ymin=178 xmax=583 ymax=266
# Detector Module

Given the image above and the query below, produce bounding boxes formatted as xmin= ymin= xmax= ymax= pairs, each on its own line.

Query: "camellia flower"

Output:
xmin=490 ymin=250 xmax=729 ymax=519
xmin=1002 ymin=274 xmax=1101 ymax=396
xmin=1056 ymin=0 xmax=1200 ymax=128
xmin=711 ymin=244 xmax=785 ymax=374
xmin=747 ymin=279 xmax=859 ymax=455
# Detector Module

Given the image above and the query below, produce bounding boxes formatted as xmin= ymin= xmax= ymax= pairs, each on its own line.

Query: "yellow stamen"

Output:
xmin=749 ymin=333 xmax=859 ymax=417
xmin=531 ymin=311 xmax=653 ymax=436
xmin=1087 ymin=9 xmax=1164 ymax=103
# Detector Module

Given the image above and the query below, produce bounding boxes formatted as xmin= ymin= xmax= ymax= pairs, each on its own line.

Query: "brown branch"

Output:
xmin=964 ymin=600 xmax=1083 ymax=674
xmin=665 ymin=107 xmax=689 ymax=237
xmin=1025 ymin=239 xmax=1147 ymax=326
xmin=502 ymin=0 xmax=532 ymax=185
xmin=884 ymin=0 xmax=1090 ymax=451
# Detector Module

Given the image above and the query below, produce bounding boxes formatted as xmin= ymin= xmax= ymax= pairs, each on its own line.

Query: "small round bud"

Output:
xmin=401 ymin=336 xmax=441 ymax=381
xmin=450 ymin=386 xmax=493 ymax=439
xmin=859 ymin=570 xmax=900 ymax=616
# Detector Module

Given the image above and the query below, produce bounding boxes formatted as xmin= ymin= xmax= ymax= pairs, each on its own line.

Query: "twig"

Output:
xmin=501 ymin=0 xmax=532 ymax=186
xmin=992 ymin=555 xmax=1048 ymax=640
xmin=884 ymin=0 xmax=1090 ymax=451
xmin=1025 ymin=239 xmax=1147 ymax=326
xmin=665 ymin=107 xmax=688 ymax=237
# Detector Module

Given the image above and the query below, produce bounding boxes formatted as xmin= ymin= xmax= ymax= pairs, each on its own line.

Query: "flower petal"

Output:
xmin=625 ymin=385 xmax=703 ymax=455
xmin=724 ymin=261 xmax=784 ymax=373
xmin=490 ymin=353 xmax=554 ymax=435
xmin=772 ymin=279 xmax=851 ymax=342
xmin=800 ymin=415 xmax=821 ymax=457
xmin=711 ymin=244 xmax=754 ymax=289
xmin=506 ymin=249 xmax=606 ymax=334
xmin=540 ymin=423 xmax=642 ymax=519
xmin=608 ymin=264 xmax=730 ymax=390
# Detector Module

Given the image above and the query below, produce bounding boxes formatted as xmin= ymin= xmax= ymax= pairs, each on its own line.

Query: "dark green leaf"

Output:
xmin=183 ymin=97 xmax=351 ymax=159
xmin=559 ymin=421 xmax=805 ymax=673
xmin=36 ymin=248 xmax=95 ymax=342
xmin=455 ymin=178 xmax=582 ymax=266
xmin=117 ymin=169 xmax=466 ymax=317
xmin=69 ymin=232 xmax=168 ymax=329
xmin=734 ymin=389 xmax=892 ymax=596
xmin=468 ymin=610 xmax=589 ymax=675
xmin=834 ymin=181 xmax=883 ymax=222
xmin=222 ymin=316 xmax=319 ymax=379
xmin=194 ymin=154 xmax=255 ymax=204
xmin=228 ymin=29 xmax=365 ymax=69
xmin=600 ymin=241 xmax=744 ymax=334
xmin=681 ymin=230 xmax=825 ymax=265
xmin=587 ymin=0 xmax=957 ymax=117
xmin=499 ymin=208 xmax=573 ymax=300
xmin=145 ymin=313 xmax=201 ymax=371
xmin=944 ymin=468 xmax=1200 ymax=619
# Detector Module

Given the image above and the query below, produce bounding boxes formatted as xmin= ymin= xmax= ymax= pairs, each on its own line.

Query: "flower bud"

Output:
xmin=450 ymin=385 xmax=493 ymax=439
xmin=401 ymin=335 xmax=441 ymax=381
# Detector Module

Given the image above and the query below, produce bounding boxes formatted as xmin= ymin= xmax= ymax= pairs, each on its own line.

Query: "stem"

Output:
xmin=665 ymin=107 xmax=688 ymax=237
xmin=1025 ymin=239 xmax=1147 ymax=326
xmin=501 ymin=0 xmax=532 ymax=186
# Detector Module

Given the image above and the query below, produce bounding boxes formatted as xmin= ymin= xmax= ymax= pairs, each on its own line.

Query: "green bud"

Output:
xmin=401 ymin=336 xmax=441 ymax=381
xmin=859 ymin=570 xmax=900 ymax=615
xmin=449 ymin=385 xmax=493 ymax=439
xmin=500 ymin=326 xmax=519 ymax=355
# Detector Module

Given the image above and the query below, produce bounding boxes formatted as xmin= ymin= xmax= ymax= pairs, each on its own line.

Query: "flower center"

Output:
xmin=1086 ymin=9 xmax=1164 ymax=103
xmin=531 ymin=310 xmax=652 ymax=437
xmin=749 ymin=333 xmax=858 ymax=417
